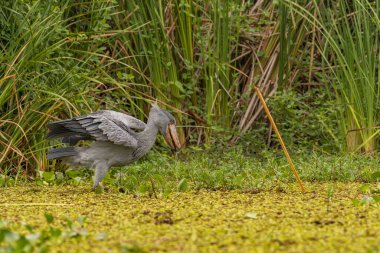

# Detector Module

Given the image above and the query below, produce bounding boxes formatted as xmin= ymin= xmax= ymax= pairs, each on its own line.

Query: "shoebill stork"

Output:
xmin=46 ymin=103 xmax=181 ymax=190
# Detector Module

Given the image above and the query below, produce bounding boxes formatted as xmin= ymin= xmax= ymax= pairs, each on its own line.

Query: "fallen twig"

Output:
xmin=255 ymin=87 xmax=306 ymax=193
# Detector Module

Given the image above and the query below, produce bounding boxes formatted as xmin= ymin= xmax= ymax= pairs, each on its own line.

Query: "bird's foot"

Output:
xmin=91 ymin=183 xmax=104 ymax=194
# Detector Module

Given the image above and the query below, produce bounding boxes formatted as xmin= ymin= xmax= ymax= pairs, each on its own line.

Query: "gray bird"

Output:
xmin=46 ymin=104 xmax=181 ymax=190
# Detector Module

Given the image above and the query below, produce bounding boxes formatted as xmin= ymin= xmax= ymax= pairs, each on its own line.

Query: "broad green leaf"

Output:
xmin=65 ymin=169 xmax=82 ymax=179
xmin=361 ymin=196 xmax=374 ymax=203
xmin=72 ymin=177 xmax=82 ymax=185
xmin=372 ymin=195 xmax=380 ymax=202
xmin=360 ymin=184 xmax=370 ymax=194
xmin=95 ymin=232 xmax=108 ymax=241
xmin=78 ymin=216 xmax=87 ymax=225
xmin=43 ymin=172 xmax=55 ymax=182
xmin=352 ymin=199 xmax=361 ymax=207
xmin=25 ymin=233 xmax=40 ymax=241
xmin=0 ymin=175 xmax=4 ymax=187
xmin=245 ymin=212 xmax=258 ymax=219
xmin=50 ymin=228 xmax=62 ymax=238
xmin=55 ymin=172 xmax=64 ymax=182
xmin=44 ymin=213 xmax=54 ymax=224
xmin=371 ymin=172 xmax=380 ymax=181
xmin=177 ymin=179 xmax=188 ymax=192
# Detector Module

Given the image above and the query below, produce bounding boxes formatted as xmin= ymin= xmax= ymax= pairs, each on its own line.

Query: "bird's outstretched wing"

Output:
xmin=47 ymin=110 xmax=146 ymax=147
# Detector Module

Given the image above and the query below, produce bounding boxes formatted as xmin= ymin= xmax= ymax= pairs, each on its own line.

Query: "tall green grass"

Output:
xmin=1 ymin=0 xmax=248 ymax=172
xmin=113 ymin=0 xmax=242 ymax=139
xmin=325 ymin=0 xmax=380 ymax=153
xmin=0 ymin=0 xmax=132 ymax=173
xmin=281 ymin=0 xmax=379 ymax=153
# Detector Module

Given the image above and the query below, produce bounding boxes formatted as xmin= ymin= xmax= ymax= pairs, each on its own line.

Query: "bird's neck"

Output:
xmin=143 ymin=121 xmax=159 ymax=137
xmin=137 ymin=117 xmax=159 ymax=148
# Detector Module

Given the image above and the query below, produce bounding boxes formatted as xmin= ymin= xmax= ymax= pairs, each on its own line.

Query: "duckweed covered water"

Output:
xmin=1 ymin=183 xmax=379 ymax=252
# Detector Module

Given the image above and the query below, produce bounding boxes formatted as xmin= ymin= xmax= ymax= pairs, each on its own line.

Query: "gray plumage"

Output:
xmin=46 ymin=104 xmax=177 ymax=190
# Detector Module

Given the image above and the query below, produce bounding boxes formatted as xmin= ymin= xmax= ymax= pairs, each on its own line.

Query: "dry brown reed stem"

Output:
xmin=254 ymin=87 xmax=306 ymax=193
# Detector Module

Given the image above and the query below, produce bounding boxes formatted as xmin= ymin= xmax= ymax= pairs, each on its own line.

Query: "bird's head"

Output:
xmin=149 ymin=103 xmax=181 ymax=150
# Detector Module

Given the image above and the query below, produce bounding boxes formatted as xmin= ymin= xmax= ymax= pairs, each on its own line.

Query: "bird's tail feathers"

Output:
xmin=47 ymin=147 xmax=78 ymax=160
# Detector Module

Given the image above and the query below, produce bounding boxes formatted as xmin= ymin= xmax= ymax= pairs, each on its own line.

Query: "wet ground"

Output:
xmin=1 ymin=183 xmax=379 ymax=252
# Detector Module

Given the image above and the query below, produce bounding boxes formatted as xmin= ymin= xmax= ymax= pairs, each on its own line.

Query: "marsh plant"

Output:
xmin=280 ymin=0 xmax=380 ymax=152
xmin=352 ymin=172 xmax=380 ymax=207
xmin=0 ymin=214 xmax=88 ymax=253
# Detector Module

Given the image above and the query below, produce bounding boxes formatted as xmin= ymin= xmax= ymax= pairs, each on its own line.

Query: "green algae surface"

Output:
xmin=1 ymin=183 xmax=379 ymax=253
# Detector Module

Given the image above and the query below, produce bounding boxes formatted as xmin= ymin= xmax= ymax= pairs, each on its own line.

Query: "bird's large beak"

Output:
xmin=165 ymin=123 xmax=181 ymax=150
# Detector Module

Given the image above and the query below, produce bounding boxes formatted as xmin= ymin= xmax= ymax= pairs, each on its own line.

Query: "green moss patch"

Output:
xmin=1 ymin=183 xmax=379 ymax=252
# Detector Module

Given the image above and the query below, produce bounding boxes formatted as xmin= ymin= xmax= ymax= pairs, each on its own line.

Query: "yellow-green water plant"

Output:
xmin=2 ymin=183 xmax=380 ymax=252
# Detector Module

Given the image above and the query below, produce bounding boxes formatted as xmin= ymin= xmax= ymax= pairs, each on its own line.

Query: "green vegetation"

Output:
xmin=1 ymin=148 xmax=379 ymax=194
xmin=0 ymin=214 xmax=89 ymax=253
xmin=281 ymin=0 xmax=380 ymax=153
xmin=1 ymin=0 xmax=378 ymax=174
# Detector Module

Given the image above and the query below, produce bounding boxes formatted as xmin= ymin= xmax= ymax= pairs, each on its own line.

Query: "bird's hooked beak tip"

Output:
xmin=165 ymin=123 xmax=181 ymax=151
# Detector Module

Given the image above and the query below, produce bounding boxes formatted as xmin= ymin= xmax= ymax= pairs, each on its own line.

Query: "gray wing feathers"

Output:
xmin=93 ymin=116 xmax=138 ymax=147
xmin=47 ymin=110 xmax=146 ymax=147
xmin=100 ymin=110 xmax=146 ymax=130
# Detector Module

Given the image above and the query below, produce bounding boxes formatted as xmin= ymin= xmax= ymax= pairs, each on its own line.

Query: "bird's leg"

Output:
xmin=92 ymin=161 xmax=109 ymax=191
